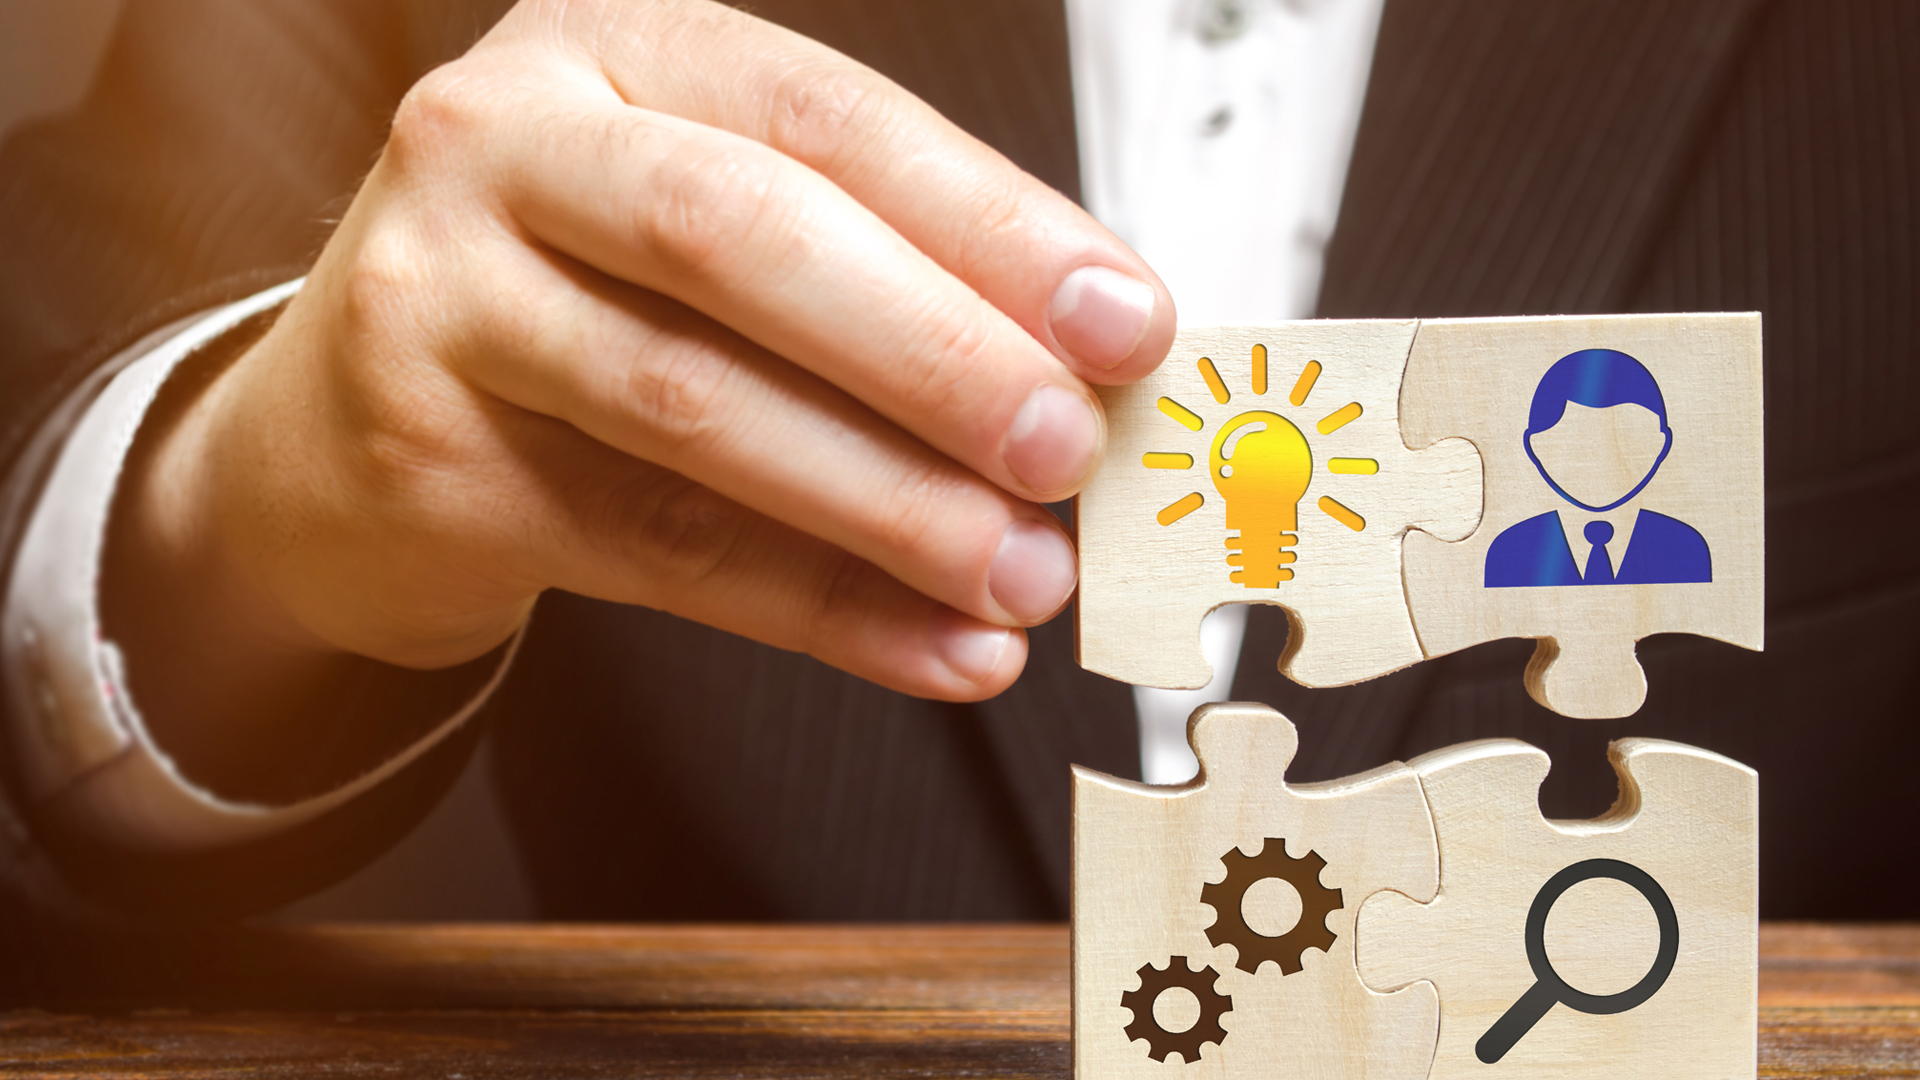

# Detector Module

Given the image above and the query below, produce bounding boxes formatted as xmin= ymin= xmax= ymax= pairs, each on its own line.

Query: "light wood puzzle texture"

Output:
xmin=1400 ymin=313 xmax=1764 ymax=718
xmin=1077 ymin=323 xmax=1481 ymax=689
xmin=1072 ymin=702 xmax=1440 ymax=1080
xmin=1353 ymin=738 xmax=1758 ymax=1080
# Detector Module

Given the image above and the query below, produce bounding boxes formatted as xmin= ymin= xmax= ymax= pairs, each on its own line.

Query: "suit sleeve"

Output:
xmin=0 ymin=0 xmax=515 ymax=918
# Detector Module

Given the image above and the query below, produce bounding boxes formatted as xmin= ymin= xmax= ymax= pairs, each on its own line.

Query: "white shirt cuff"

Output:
xmin=2 ymin=280 xmax=519 ymax=854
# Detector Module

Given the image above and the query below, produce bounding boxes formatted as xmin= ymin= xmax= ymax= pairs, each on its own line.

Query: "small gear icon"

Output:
xmin=1200 ymin=837 xmax=1343 ymax=975
xmin=1120 ymin=956 xmax=1232 ymax=1063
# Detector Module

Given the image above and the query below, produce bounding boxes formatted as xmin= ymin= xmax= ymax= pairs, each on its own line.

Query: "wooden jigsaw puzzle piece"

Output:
xmin=1352 ymin=738 xmax=1758 ymax=1080
xmin=1078 ymin=322 xmax=1481 ymax=690
xmin=1074 ymin=702 xmax=1441 ymax=1080
xmin=1398 ymin=313 xmax=1764 ymax=718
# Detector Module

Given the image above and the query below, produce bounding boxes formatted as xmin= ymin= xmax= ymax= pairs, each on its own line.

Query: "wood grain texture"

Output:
xmin=1077 ymin=323 xmax=1480 ymax=690
xmin=1072 ymin=703 xmax=1439 ymax=1078
xmin=1400 ymin=313 xmax=1765 ymax=718
xmin=1354 ymin=738 xmax=1758 ymax=1080
xmin=1762 ymin=925 xmax=1920 ymax=1008
xmin=0 ymin=1008 xmax=1070 ymax=1079
xmin=17 ymin=924 xmax=1069 ymax=1012
xmin=0 ymin=923 xmax=1910 ymax=1076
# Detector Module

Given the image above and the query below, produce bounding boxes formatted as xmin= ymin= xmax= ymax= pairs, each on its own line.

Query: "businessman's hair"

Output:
xmin=1525 ymin=348 xmax=1669 ymax=436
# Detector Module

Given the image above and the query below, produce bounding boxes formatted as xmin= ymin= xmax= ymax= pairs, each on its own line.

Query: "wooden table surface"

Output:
xmin=0 ymin=922 xmax=1914 ymax=1077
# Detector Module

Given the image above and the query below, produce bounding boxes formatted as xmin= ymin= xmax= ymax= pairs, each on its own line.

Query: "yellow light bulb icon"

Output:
xmin=1210 ymin=411 xmax=1312 ymax=586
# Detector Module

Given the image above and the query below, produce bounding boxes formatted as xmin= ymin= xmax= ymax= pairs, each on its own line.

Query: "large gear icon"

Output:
xmin=1120 ymin=956 xmax=1232 ymax=1063
xmin=1200 ymin=837 xmax=1343 ymax=975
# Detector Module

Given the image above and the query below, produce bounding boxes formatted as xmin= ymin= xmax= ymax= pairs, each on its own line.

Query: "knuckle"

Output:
xmin=340 ymin=365 xmax=473 ymax=493
xmin=763 ymin=63 xmax=897 ymax=167
xmin=471 ymin=277 xmax=546 ymax=359
xmin=633 ymin=139 xmax=794 ymax=285
xmin=624 ymin=475 xmax=751 ymax=587
xmin=800 ymin=547 xmax=879 ymax=653
xmin=762 ymin=58 xmax=1049 ymax=289
xmin=867 ymin=460 xmax=952 ymax=560
xmin=342 ymin=381 xmax=477 ymax=510
xmin=618 ymin=335 xmax=740 ymax=457
xmin=897 ymin=297 xmax=997 ymax=418
xmin=328 ymin=240 xmax=478 ymax=499
xmin=338 ymin=225 xmax=426 ymax=338
xmin=952 ymin=175 xmax=1041 ymax=281
xmin=387 ymin=66 xmax=488 ymax=170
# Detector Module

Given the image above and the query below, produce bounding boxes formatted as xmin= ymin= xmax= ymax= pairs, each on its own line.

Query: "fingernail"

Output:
xmin=1004 ymin=384 xmax=1102 ymax=495
xmin=931 ymin=607 xmax=1012 ymax=684
xmin=989 ymin=519 xmax=1079 ymax=623
xmin=1048 ymin=265 xmax=1157 ymax=370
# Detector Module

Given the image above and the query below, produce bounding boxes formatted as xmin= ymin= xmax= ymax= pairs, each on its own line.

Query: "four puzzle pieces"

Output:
xmin=1077 ymin=313 xmax=1763 ymax=718
xmin=1074 ymin=702 xmax=1441 ymax=1080
xmin=1353 ymin=737 xmax=1758 ymax=1080
xmin=1077 ymin=322 xmax=1482 ymax=690
xmin=1073 ymin=705 xmax=1759 ymax=1079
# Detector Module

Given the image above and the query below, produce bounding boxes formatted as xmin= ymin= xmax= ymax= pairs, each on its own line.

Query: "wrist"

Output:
xmin=101 ymin=309 xmax=348 ymax=765
xmin=94 ymin=295 xmax=520 ymax=804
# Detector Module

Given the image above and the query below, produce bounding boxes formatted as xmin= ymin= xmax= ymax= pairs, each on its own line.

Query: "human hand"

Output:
xmin=107 ymin=0 xmax=1174 ymax=726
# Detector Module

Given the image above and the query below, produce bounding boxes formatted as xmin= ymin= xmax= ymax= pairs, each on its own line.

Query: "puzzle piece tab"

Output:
xmin=1353 ymin=738 xmax=1758 ymax=1080
xmin=1400 ymin=314 xmax=1764 ymax=718
xmin=1073 ymin=702 xmax=1440 ymax=1080
xmin=1077 ymin=323 xmax=1482 ymax=690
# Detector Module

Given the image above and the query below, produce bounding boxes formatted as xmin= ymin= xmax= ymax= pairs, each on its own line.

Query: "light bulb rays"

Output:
xmin=1318 ymin=496 xmax=1365 ymax=531
xmin=1145 ymin=344 xmax=1382 ymax=586
xmin=1197 ymin=357 xmax=1231 ymax=404
xmin=1289 ymin=360 xmax=1320 ymax=406
xmin=1318 ymin=402 xmax=1363 ymax=434
xmin=1159 ymin=397 xmax=1204 ymax=431
xmin=1158 ymin=492 xmax=1205 ymax=526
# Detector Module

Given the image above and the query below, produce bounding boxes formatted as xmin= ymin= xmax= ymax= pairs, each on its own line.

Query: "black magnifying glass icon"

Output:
xmin=1475 ymin=858 xmax=1679 ymax=1064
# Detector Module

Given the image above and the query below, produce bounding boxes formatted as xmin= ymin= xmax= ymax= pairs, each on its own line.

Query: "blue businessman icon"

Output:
xmin=1485 ymin=349 xmax=1711 ymax=588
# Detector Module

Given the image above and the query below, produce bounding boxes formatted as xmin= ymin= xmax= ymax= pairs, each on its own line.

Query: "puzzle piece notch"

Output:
xmin=1353 ymin=737 xmax=1758 ymax=1080
xmin=1398 ymin=313 xmax=1764 ymax=719
xmin=1077 ymin=321 xmax=1484 ymax=692
xmin=1073 ymin=702 xmax=1441 ymax=1080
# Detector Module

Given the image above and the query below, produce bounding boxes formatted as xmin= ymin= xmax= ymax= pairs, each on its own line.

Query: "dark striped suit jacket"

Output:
xmin=0 ymin=0 xmax=1913 ymax=940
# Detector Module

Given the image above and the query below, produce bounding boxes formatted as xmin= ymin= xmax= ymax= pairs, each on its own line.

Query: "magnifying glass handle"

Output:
xmin=1476 ymin=980 xmax=1560 ymax=1064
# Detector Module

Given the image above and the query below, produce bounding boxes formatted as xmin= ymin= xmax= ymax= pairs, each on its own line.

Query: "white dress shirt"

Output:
xmin=0 ymin=0 xmax=1389 ymax=851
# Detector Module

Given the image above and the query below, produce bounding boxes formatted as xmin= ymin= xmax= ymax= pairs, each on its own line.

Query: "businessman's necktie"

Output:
xmin=1583 ymin=520 xmax=1615 ymax=584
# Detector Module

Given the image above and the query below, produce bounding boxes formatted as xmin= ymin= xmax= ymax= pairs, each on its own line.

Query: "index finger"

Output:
xmin=507 ymin=0 xmax=1177 ymax=383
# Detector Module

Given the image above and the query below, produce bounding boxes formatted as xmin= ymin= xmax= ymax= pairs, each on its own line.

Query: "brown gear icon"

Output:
xmin=1200 ymin=837 xmax=1343 ymax=975
xmin=1120 ymin=956 xmax=1232 ymax=1063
